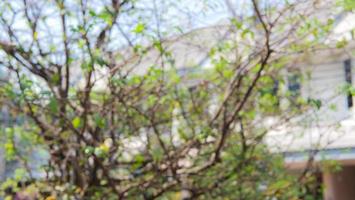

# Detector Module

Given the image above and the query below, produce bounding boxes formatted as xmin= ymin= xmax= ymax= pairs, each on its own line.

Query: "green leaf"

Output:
xmin=4 ymin=142 xmax=15 ymax=160
xmin=147 ymin=95 xmax=158 ymax=107
xmin=251 ymin=64 xmax=262 ymax=73
xmin=94 ymin=114 xmax=105 ymax=129
xmin=14 ymin=168 xmax=27 ymax=181
xmin=241 ymin=29 xmax=254 ymax=39
xmin=48 ymin=97 xmax=58 ymax=113
xmin=341 ymin=0 xmax=355 ymax=10
xmin=84 ymin=146 xmax=94 ymax=155
xmin=72 ymin=117 xmax=81 ymax=128
xmin=151 ymin=147 xmax=164 ymax=163
xmin=78 ymin=39 xmax=85 ymax=49
xmin=307 ymin=98 xmax=322 ymax=110
xmin=51 ymin=73 xmax=60 ymax=84
xmin=89 ymin=9 xmax=96 ymax=17
xmin=80 ymin=60 xmax=93 ymax=72
xmin=133 ymin=22 xmax=145 ymax=34
xmin=231 ymin=18 xmax=243 ymax=29
xmin=329 ymin=103 xmax=337 ymax=111
xmin=95 ymin=57 xmax=107 ymax=67
xmin=336 ymin=39 xmax=348 ymax=48
xmin=20 ymin=76 xmax=33 ymax=89
xmin=153 ymin=40 xmax=164 ymax=53
xmin=94 ymin=143 xmax=109 ymax=158
xmin=98 ymin=11 xmax=113 ymax=25
xmin=132 ymin=154 xmax=145 ymax=169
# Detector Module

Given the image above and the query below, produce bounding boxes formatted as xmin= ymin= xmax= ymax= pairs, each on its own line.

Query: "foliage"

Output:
xmin=0 ymin=0 xmax=343 ymax=199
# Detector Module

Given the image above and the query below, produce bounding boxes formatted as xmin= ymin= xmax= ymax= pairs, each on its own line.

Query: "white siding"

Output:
xmin=301 ymin=60 xmax=351 ymax=122
xmin=266 ymin=59 xmax=355 ymax=152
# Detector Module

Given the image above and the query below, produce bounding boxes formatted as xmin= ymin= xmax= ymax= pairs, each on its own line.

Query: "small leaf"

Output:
xmin=14 ymin=168 xmax=27 ymax=181
xmin=94 ymin=143 xmax=109 ymax=158
xmin=307 ymin=98 xmax=322 ymax=110
xmin=48 ymin=97 xmax=58 ymax=113
xmin=72 ymin=117 xmax=81 ymax=128
xmin=336 ymin=39 xmax=348 ymax=48
xmin=33 ymin=31 xmax=38 ymax=40
xmin=51 ymin=73 xmax=60 ymax=84
xmin=89 ymin=9 xmax=96 ymax=17
xmin=45 ymin=196 xmax=56 ymax=200
xmin=153 ymin=40 xmax=164 ymax=53
xmin=4 ymin=142 xmax=15 ymax=160
xmin=133 ymin=22 xmax=145 ymax=34
xmin=151 ymin=147 xmax=164 ymax=163
xmin=96 ymin=57 xmax=107 ymax=67
xmin=98 ymin=11 xmax=113 ymax=25
xmin=84 ymin=146 xmax=94 ymax=155
xmin=94 ymin=114 xmax=105 ymax=128
xmin=132 ymin=154 xmax=145 ymax=170
xmin=231 ymin=18 xmax=243 ymax=29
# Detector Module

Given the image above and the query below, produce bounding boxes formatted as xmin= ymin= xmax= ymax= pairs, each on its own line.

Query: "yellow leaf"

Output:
xmin=45 ymin=196 xmax=56 ymax=200
xmin=72 ymin=117 xmax=81 ymax=128
xmin=33 ymin=32 xmax=38 ymax=40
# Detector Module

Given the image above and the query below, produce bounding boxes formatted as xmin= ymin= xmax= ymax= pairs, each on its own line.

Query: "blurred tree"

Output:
xmin=0 ymin=0 xmax=342 ymax=199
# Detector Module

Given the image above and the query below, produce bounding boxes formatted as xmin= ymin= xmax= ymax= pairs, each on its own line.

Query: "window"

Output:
xmin=344 ymin=59 xmax=353 ymax=108
xmin=287 ymin=71 xmax=301 ymax=97
xmin=272 ymin=79 xmax=279 ymax=96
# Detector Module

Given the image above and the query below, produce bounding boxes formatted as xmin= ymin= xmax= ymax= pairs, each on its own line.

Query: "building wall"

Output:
xmin=323 ymin=166 xmax=355 ymax=200
xmin=300 ymin=59 xmax=352 ymax=122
